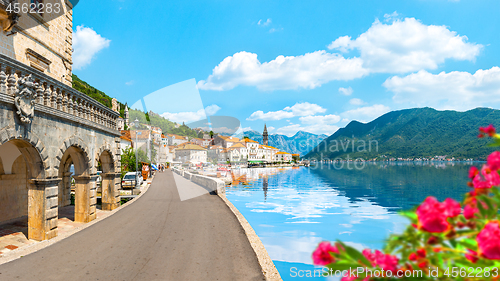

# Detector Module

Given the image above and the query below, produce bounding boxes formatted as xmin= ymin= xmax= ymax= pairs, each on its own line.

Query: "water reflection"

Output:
xmin=226 ymin=163 xmax=476 ymax=280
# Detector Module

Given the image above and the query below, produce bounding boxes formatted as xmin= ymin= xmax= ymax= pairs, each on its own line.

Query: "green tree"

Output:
xmin=121 ymin=147 xmax=149 ymax=172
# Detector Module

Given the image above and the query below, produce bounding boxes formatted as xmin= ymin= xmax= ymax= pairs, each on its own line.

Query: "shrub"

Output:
xmin=312 ymin=125 xmax=500 ymax=280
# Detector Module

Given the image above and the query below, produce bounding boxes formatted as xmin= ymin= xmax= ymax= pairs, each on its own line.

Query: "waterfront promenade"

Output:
xmin=0 ymin=171 xmax=265 ymax=281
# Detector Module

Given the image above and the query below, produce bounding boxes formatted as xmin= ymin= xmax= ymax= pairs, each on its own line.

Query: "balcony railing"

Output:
xmin=0 ymin=54 xmax=120 ymax=134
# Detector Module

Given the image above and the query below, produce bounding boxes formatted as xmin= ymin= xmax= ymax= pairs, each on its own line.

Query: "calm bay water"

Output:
xmin=225 ymin=163 xmax=475 ymax=280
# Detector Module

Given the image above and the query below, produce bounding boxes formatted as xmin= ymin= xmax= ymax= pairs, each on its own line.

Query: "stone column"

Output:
xmin=58 ymin=172 xmax=73 ymax=207
xmin=28 ymin=178 xmax=60 ymax=241
xmin=89 ymin=175 xmax=98 ymax=221
xmin=73 ymin=175 xmax=92 ymax=223
xmin=101 ymin=173 xmax=120 ymax=211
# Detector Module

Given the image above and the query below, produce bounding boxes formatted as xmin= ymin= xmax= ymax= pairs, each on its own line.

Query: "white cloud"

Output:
xmin=339 ymin=86 xmax=353 ymax=96
xmin=247 ymin=102 xmax=326 ymax=121
xmin=271 ymin=113 xmax=341 ymax=136
xmin=276 ymin=124 xmax=339 ymax=136
xmin=204 ymin=104 xmax=221 ymax=116
xmin=258 ymin=18 xmax=272 ymax=26
xmin=269 ymin=27 xmax=283 ymax=33
xmin=125 ymin=80 xmax=134 ymax=86
xmin=247 ymin=110 xmax=294 ymax=121
xmin=267 ymin=126 xmax=275 ymax=132
xmin=161 ymin=104 xmax=221 ymax=124
xmin=73 ymin=26 xmax=111 ymax=70
xmin=349 ymin=98 xmax=365 ymax=105
xmin=341 ymin=104 xmax=391 ymax=123
xmin=383 ymin=11 xmax=400 ymax=22
xmin=383 ymin=68 xmax=500 ymax=110
xmin=328 ymin=17 xmax=482 ymax=73
xmin=199 ymin=16 xmax=481 ymax=92
xmin=299 ymin=114 xmax=341 ymax=125
xmin=197 ymin=51 xmax=367 ymax=91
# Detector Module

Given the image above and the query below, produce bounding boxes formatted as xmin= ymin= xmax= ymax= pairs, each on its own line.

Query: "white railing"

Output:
xmin=0 ymin=54 xmax=119 ymax=133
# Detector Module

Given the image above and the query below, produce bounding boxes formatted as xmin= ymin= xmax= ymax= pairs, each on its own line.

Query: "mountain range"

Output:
xmin=237 ymin=130 xmax=328 ymax=155
xmin=305 ymin=107 xmax=500 ymax=160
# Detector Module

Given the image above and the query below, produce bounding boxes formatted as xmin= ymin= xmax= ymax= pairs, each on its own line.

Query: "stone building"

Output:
xmin=175 ymin=143 xmax=207 ymax=164
xmin=0 ymin=1 xmax=122 ymax=241
xmin=0 ymin=0 xmax=74 ymax=86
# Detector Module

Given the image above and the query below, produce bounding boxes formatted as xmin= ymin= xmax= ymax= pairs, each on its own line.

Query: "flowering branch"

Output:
xmin=313 ymin=125 xmax=500 ymax=280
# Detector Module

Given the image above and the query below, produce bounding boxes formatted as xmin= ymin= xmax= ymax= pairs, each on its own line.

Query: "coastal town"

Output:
xmin=2 ymin=1 xmax=500 ymax=281
xmin=117 ymin=107 xmax=298 ymax=168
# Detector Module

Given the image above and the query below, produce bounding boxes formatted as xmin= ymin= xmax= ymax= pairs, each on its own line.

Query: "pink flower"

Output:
xmin=416 ymin=197 xmax=460 ymax=233
xmin=469 ymin=166 xmax=479 ymax=179
xmin=487 ymin=151 xmax=500 ymax=171
xmin=312 ymin=242 xmax=338 ymax=265
xmin=477 ymin=222 xmax=500 ymax=260
xmin=443 ymin=198 xmax=461 ymax=217
xmin=473 ymin=176 xmax=492 ymax=189
xmin=464 ymin=202 xmax=478 ymax=219
xmin=362 ymin=249 xmax=399 ymax=273
xmin=465 ymin=249 xmax=479 ymax=263
xmin=416 ymin=248 xmax=426 ymax=258
xmin=473 ymin=165 xmax=500 ymax=189
xmin=363 ymin=249 xmax=376 ymax=264
xmin=480 ymin=124 xmax=496 ymax=137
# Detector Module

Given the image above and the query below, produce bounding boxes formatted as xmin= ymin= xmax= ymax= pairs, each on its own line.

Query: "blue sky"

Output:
xmin=72 ymin=0 xmax=500 ymax=136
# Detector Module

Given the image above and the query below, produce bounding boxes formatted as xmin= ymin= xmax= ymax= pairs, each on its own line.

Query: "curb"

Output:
xmin=218 ymin=193 xmax=282 ymax=281
xmin=0 ymin=176 xmax=154 ymax=265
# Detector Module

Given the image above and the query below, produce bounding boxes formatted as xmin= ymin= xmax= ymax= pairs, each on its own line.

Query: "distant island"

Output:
xmin=305 ymin=107 xmax=500 ymax=161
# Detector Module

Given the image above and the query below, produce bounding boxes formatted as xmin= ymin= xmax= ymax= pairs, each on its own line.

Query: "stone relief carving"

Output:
xmin=112 ymin=98 xmax=119 ymax=112
xmin=14 ymin=75 xmax=37 ymax=124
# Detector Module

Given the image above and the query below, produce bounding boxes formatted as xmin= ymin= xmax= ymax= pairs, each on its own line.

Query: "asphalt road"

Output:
xmin=0 ymin=170 xmax=265 ymax=281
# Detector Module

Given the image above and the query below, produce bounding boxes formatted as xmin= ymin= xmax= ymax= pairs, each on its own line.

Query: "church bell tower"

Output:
xmin=263 ymin=124 xmax=269 ymax=146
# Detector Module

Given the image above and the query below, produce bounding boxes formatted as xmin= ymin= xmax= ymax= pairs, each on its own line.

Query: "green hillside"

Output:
xmin=128 ymin=109 xmax=203 ymax=138
xmin=72 ymin=74 xmax=205 ymax=138
xmin=305 ymin=107 xmax=500 ymax=160
xmin=72 ymin=74 xmax=126 ymax=118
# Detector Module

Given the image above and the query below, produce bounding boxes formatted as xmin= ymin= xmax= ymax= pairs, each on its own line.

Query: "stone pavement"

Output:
xmin=0 ymin=170 xmax=265 ymax=281
xmin=0 ymin=206 xmax=107 ymax=258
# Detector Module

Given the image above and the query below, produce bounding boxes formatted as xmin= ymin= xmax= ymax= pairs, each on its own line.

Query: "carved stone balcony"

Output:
xmin=0 ymin=53 xmax=120 ymax=135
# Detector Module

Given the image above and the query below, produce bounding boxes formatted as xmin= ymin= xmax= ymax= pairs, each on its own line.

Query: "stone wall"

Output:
xmin=0 ymin=0 xmax=73 ymax=85
xmin=0 ymin=55 xmax=121 ymax=239
xmin=172 ymin=168 xmax=225 ymax=195
xmin=0 ymin=156 xmax=28 ymax=222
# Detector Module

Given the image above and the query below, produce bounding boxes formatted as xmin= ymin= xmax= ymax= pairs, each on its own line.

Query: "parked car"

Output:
xmin=121 ymin=172 xmax=141 ymax=189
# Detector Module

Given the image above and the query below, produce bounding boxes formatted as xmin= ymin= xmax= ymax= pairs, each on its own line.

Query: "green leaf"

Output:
xmin=457 ymin=238 xmax=477 ymax=251
xmin=477 ymin=198 xmax=487 ymax=218
xmin=449 ymin=239 xmax=457 ymax=248
xmin=337 ymin=242 xmax=371 ymax=266
xmin=326 ymin=261 xmax=361 ymax=271
xmin=399 ymin=211 xmax=418 ymax=222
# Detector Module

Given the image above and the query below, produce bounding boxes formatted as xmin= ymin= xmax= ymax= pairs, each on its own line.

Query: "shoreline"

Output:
xmin=218 ymin=191 xmax=283 ymax=281
xmin=172 ymin=168 xmax=282 ymax=281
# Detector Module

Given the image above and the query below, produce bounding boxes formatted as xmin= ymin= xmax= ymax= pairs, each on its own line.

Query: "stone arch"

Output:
xmin=56 ymin=136 xmax=93 ymax=223
xmin=0 ymin=133 xmax=55 ymax=241
xmin=55 ymin=136 xmax=91 ymax=175
xmin=0 ymin=126 xmax=47 ymax=179
xmin=97 ymin=143 xmax=115 ymax=172
xmin=97 ymin=143 xmax=119 ymax=211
